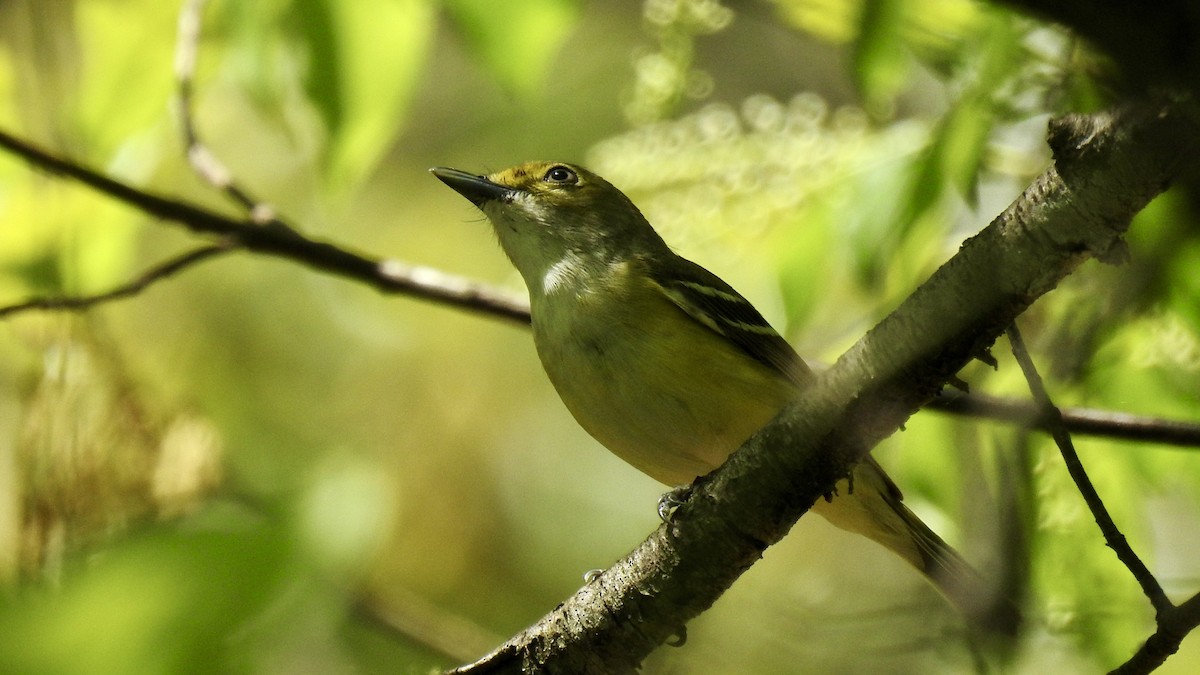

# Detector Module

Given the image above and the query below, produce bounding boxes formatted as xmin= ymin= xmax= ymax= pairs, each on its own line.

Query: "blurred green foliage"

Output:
xmin=0 ymin=0 xmax=1199 ymax=673
xmin=442 ymin=0 xmax=581 ymax=97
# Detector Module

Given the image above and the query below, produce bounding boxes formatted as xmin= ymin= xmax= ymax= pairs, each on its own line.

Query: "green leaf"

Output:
xmin=852 ymin=0 xmax=909 ymax=110
xmin=936 ymin=95 xmax=993 ymax=204
xmin=934 ymin=15 xmax=1019 ymax=204
xmin=289 ymin=0 xmax=436 ymax=192
xmin=772 ymin=0 xmax=986 ymax=73
xmin=443 ymin=0 xmax=581 ymax=97
xmin=73 ymin=0 xmax=178 ymax=153
xmin=771 ymin=0 xmax=859 ymax=43
xmin=208 ymin=0 xmax=297 ymax=112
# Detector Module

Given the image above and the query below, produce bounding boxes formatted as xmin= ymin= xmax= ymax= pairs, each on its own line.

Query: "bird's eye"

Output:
xmin=543 ymin=165 xmax=578 ymax=184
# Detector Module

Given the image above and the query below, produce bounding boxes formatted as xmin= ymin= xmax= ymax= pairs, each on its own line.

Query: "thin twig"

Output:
xmin=927 ymin=390 xmax=1200 ymax=449
xmin=1007 ymin=323 xmax=1200 ymax=673
xmin=174 ymin=0 xmax=275 ymax=223
xmin=1006 ymin=323 xmax=1170 ymax=613
xmin=0 ymin=244 xmax=235 ymax=319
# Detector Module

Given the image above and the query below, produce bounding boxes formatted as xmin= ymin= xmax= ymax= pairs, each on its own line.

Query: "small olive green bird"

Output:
xmin=432 ymin=161 xmax=990 ymax=620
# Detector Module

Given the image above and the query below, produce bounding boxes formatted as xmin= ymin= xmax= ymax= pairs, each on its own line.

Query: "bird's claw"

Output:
xmin=657 ymin=484 xmax=693 ymax=522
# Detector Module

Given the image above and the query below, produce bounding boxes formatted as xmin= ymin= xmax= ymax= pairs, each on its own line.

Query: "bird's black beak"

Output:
xmin=430 ymin=167 xmax=514 ymax=207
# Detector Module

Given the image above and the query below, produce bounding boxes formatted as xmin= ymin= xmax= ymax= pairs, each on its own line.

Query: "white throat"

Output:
xmin=542 ymin=252 xmax=585 ymax=296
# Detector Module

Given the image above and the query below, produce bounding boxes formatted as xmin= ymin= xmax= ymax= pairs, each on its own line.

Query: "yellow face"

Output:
xmin=434 ymin=161 xmax=667 ymax=290
xmin=434 ymin=160 xmax=650 ymax=223
xmin=485 ymin=161 xmax=601 ymax=204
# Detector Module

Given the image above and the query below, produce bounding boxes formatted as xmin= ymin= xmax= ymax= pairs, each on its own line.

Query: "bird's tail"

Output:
xmin=809 ymin=457 xmax=1021 ymax=638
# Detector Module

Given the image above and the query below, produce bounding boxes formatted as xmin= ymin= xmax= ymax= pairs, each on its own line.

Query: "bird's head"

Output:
xmin=432 ymin=161 xmax=669 ymax=292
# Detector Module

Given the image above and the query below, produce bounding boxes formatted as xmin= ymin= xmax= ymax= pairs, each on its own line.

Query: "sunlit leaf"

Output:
xmin=443 ymin=0 xmax=581 ymax=97
xmin=896 ymin=17 xmax=1021 ymax=220
xmin=207 ymin=0 xmax=297 ymax=113
xmin=0 ymin=183 xmax=139 ymax=298
xmin=771 ymin=0 xmax=985 ymax=66
xmin=72 ymin=1 xmax=178 ymax=153
xmin=935 ymin=95 xmax=992 ymax=204
xmin=770 ymin=0 xmax=860 ymax=43
xmin=853 ymin=0 xmax=908 ymax=110
xmin=289 ymin=0 xmax=436 ymax=192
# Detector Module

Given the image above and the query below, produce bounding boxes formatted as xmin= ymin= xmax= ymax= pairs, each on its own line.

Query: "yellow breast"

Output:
xmin=530 ymin=261 xmax=795 ymax=485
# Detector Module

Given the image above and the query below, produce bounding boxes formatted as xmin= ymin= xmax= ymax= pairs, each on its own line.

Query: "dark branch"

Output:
xmin=1006 ymin=323 xmax=1200 ymax=674
xmin=1 ymin=32 xmax=1197 ymax=670
xmin=0 ymin=128 xmax=532 ymax=325
xmin=1006 ymin=324 xmax=1200 ymax=673
xmin=927 ymin=391 xmax=1200 ymax=449
xmin=0 ymin=244 xmax=235 ymax=319
xmin=1006 ymin=324 xmax=1169 ymax=612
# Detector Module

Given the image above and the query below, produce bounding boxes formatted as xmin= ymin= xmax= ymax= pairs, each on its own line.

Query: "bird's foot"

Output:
xmin=657 ymin=484 xmax=693 ymax=522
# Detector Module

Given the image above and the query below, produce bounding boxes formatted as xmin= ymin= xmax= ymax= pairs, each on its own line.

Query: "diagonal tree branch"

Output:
xmin=1006 ymin=323 xmax=1168 ymax=611
xmin=1 ymin=54 xmax=1197 ymax=671
xmin=448 ymin=98 xmax=1200 ymax=673
xmin=0 ymin=2 xmax=1194 ymax=671
xmin=9 ymin=2 xmax=1200 ymax=453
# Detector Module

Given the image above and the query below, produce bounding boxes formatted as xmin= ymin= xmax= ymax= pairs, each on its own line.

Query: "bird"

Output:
xmin=432 ymin=160 xmax=1005 ymax=629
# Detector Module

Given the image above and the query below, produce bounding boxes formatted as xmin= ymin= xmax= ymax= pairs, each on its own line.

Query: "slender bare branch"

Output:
xmin=174 ymin=0 xmax=275 ymax=223
xmin=927 ymin=391 xmax=1200 ymax=449
xmin=0 ymin=244 xmax=235 ymax=319
xmin=1006 ymin=323 xmax=1170 ymax=612
xmin=0 ymin=129 xmax=532 ymax=324
xmin=1007 ymin=323 xmax=1200 ymax=674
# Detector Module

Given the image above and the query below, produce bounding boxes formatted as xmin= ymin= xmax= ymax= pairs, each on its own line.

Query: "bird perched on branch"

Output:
xmin=433 ymin=161 xmax=1007 ymax=631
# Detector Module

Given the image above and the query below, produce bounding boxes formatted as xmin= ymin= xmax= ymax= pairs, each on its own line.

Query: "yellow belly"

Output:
xmin=531 ymin=275 xmax=795 ymax=485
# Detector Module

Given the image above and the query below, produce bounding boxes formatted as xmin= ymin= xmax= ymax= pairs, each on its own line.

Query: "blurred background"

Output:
xmin=1 ymin=0 xmax=1199 ymax=672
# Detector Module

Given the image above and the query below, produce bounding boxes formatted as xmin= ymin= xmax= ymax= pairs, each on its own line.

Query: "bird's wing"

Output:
xmin=649 ymin=255 xmax=813 ymax=388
